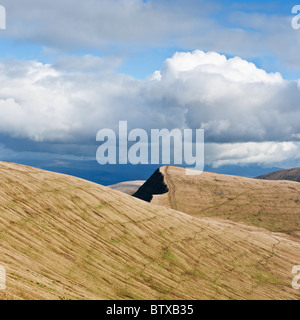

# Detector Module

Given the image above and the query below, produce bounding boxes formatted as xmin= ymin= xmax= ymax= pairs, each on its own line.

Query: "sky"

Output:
xmin=0 ymin=0 xmax=300 ymax=184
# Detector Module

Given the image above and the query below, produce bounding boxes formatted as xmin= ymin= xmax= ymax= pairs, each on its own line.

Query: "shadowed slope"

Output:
xmin=133 ymin=169 xmax=169 ymax=202
xmin=0 ymin=162 xmax=299 ymax=300
xmin=135 ymin=166 xmax=300 ymax=238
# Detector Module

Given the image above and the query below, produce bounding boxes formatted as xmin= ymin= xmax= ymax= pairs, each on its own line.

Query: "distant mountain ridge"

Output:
xmin=108 ymin=180 xmax=145 ymax=195
xmin=257 ymin=167 xmax=300 ymax=182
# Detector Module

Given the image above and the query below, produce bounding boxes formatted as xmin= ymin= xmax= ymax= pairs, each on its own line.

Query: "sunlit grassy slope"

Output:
xmin=0 ymin=162 xmax=299 ymax=300
xmin=134 ymin=166 xmax=300 ymax=239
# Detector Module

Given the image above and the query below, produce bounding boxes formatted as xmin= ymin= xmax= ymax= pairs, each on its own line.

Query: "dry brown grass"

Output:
xmin=0 ymin=162 xmax=299 ymax=300
xmin=145 ymin=166 xmax=300 ymax=239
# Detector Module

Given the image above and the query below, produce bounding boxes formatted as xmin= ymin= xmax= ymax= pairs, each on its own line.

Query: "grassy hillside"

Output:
xmin=0 ymin=162 xmax=299 ymax=300
xmin=134 ymin=166 xmax=300 ymax=238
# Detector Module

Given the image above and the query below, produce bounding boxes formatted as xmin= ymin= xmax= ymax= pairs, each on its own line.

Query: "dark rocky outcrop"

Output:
xmin=133 ymin=168 xmax=169 ymax=202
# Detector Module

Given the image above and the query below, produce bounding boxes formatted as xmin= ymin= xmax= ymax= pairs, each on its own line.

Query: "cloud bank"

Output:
xmin=0 ymin=50 xmax=300 ymax=167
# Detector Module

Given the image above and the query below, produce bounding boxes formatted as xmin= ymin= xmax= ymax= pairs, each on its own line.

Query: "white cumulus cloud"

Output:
xmin=0 ymin=50 xmax=300 ymax=167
